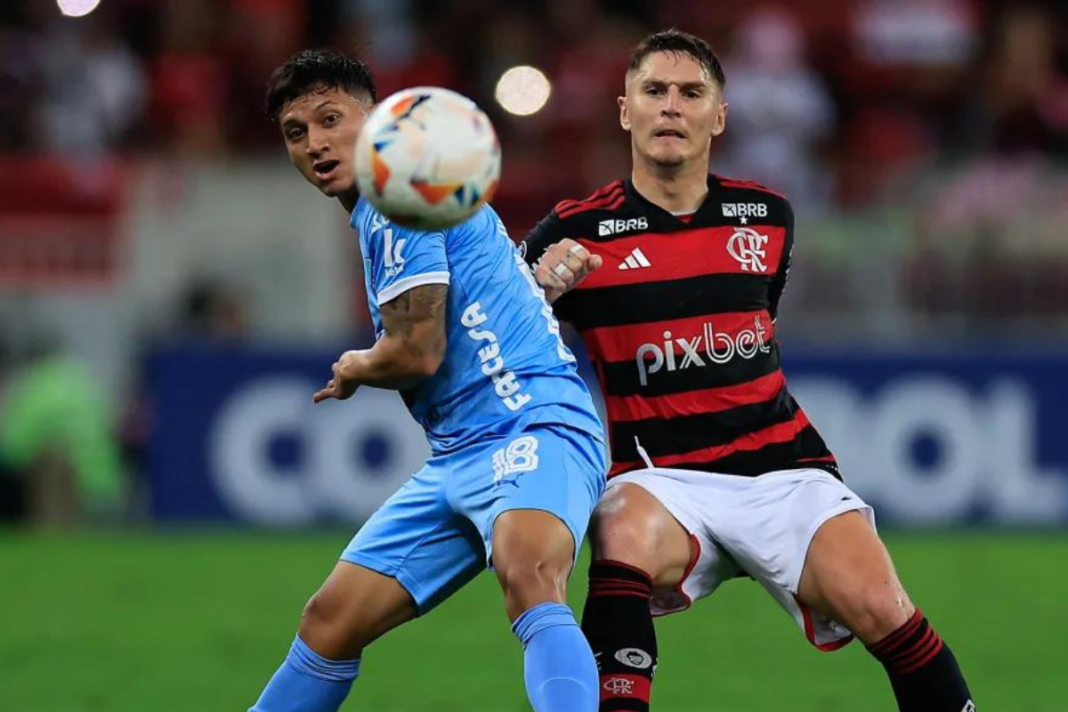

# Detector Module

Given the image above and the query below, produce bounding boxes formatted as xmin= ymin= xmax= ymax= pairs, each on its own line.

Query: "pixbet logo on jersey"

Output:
xmin=635 ymin=316 xmax=771 ymax=386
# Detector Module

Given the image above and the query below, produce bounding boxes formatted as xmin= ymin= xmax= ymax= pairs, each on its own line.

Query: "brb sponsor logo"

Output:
xmin=722 ymin=202 xmax=767 ymax=218
xmin=599 ymin=217 xmax=648 ymax=236
xmin=635 ymin=316 xmax=771 ymax=386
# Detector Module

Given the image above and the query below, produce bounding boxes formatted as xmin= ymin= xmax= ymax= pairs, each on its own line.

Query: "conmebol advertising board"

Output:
xmin=149 ymin=347 xmax=1068 ymax=527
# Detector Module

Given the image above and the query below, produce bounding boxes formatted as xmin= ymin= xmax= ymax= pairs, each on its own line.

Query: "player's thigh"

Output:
xmin=590 ymin=480 xmax=695 ymax=588
xmin=453 ymin=424 xmax=606 ymax=582
xmin=341 ymin=465 xmax=486 ymax=620
xmin=599 ymin=469 xmax=741 ymax=615
xmin=709 ymin=468 xmax=880 ymax=649
xmin=797 ymin=509 xmax=914 ymax=643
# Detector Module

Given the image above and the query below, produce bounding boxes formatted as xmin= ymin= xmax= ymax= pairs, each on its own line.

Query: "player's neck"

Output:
xmin=338 ymin=189 xmax=359 ymax=213
xmin=631 ymin=158 xmax=709 ymax=214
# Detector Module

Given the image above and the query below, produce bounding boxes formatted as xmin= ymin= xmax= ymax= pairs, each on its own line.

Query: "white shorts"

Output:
xmin=608 ymin=467 xmax=875 ymax=651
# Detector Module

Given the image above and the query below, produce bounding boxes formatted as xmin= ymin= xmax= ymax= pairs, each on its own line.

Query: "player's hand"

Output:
xmin=312 ymin=351 xmax=361 ymax=403
xmin=534 ymin=239 xmax=603 ymax=303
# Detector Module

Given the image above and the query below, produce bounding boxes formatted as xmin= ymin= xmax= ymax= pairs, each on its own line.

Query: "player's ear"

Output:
xmin=619 ymin=95 xmax=630 ymax=131
xmin=711 ymin=101 xmax=728 ymax=138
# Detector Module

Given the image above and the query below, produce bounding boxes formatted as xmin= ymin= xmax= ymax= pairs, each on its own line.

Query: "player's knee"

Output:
xmin=299 ymin=586 xmax=373 ymax=651
xmin=493 ymin=510 xmax=574 ymax=594
xmin=835 ymin=583 xmax=913 ymax=643
xmin=300 ymin=589 xmax=342 ymax=634
xmin=494 ymin=533 xmax=574 ymax=619
xmin=299 ymin=590 xmax=375 ymax=658
xmin=590 ymin=487 xmax=661 ymax=568
xmin=497 ymin=555 xmax=566 ymax=599
xmin=592 ymin=513 xmax=652 ymax=563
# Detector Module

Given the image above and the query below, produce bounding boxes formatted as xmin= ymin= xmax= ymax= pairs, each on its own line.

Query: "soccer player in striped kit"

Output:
xmin=524 ymin=29 xmax=975 ymax=712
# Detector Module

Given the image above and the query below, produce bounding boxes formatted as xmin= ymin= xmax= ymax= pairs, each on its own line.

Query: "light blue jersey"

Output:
xmin=340 ymin=200 xmax=608 ymax=616
xmin=351 ymin=198 xmax=603 ymax=454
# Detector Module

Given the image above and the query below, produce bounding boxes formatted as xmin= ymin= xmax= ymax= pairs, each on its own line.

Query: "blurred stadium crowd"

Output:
xmin=1 ymin=0 xmax=1066 ymax=321
xmin=1 ymin=0 xmax=1067 ymax=527
xmin=4 ymin=1 xmax=1068 ymax=200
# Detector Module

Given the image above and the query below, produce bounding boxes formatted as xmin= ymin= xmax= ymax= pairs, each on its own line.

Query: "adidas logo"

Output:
xmin=599 ymin=217 xmax=648 ymax=236
xmin=618 ymin=248 xmax=652 ymax=270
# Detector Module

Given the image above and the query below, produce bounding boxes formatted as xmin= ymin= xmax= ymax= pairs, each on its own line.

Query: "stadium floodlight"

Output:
xmin=495 ymin=66 xmax=552 ymax=116
xmin=57 ymin=0 xmax=102 ymax=18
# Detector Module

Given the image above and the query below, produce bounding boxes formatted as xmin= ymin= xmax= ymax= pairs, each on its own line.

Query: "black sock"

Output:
xmin=581 ymin=560 xmax=658 ymax=712
xmin=867 ymin=609 xmax=975 ymax=712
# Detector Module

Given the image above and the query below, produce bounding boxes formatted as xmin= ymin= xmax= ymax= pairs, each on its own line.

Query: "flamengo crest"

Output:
xmin=602 ymin=677 xmax=635 ymax=695
xmin=727 ymin=227 xmax=769 ymax=272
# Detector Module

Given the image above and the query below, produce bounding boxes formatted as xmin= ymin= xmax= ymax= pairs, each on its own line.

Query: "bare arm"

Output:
xmin=313 ymin=283 xmax=448 ymax=402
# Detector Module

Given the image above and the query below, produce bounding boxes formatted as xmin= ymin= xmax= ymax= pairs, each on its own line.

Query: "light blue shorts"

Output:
xmin=340 ymin=423 xmax=606 ymax=614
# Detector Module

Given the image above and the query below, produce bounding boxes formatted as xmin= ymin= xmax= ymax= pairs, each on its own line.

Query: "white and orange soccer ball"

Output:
xmin=354 ymin=87 xmax=501 ymax=230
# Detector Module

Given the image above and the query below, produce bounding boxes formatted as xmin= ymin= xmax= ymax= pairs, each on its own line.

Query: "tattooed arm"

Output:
xmin=313 ymin=284 xmax=448 ymax=402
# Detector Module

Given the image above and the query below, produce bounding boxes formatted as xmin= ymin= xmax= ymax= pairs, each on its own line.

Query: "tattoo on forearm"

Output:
xmin=380 ymin=284 xmax=448 ymax=356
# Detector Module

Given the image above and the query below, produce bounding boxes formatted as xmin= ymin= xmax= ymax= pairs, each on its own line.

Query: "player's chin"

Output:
xmin=317 ymin=174 xmax=354 ymax=197
xmin=649 ymin=150 xmax=687 ymax=168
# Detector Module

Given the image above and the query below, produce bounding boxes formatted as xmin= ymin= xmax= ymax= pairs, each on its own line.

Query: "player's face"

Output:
xmin=279 ymin=86 xmax=370 ymax=203
xmin=620 ymin=52 xmax=727 ymax=169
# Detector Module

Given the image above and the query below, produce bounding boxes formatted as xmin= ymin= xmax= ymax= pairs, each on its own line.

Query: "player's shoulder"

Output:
xmin=711 ymin=174 xmax=789 ymax=201
xmin=551 ymin=179 xmax=628 ymax=222
xmin=468 ymin=202 xmax=506 ymax=233
xmin=529 ymin=179 xmax=641 ymax=242
xmin=441 ymin=202 xmax=497 ymax=238
xmin=711 ymin=174 xmax=794 ymax=221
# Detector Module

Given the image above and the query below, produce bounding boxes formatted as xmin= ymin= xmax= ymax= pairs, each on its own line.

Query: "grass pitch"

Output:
xmin=0 ymin=531 xmax=1062 ymax=711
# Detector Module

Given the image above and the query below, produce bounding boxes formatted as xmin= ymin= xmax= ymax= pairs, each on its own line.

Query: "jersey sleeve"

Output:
xmin=367 ymin=224 xmax=450 ymax=306
xmin=521 ymin=210 xmax=567 ymax=267
xmin=768 ymin=199 xmax=794 ymax=322
xmin=520 ymin=209 xmax=581 ymax=323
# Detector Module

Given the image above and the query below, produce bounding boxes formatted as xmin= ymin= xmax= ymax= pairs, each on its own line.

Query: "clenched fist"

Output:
xmin=533 ymin=239 xmax=603 ymax=303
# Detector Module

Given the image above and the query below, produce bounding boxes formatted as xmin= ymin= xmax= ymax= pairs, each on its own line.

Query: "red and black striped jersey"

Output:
xmin=523 ymin=174 xmax=838 ymax=479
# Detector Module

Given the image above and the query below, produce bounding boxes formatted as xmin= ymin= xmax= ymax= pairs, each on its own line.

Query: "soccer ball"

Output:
xmin=354 ymin=86 xmax=501 ymax=230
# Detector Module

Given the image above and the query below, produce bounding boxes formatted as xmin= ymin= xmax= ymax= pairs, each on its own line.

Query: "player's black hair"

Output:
xmin=265 ymin=49 xmax=377 ymax=121
xmin=628 ymin=29 xmax=726 ymax=90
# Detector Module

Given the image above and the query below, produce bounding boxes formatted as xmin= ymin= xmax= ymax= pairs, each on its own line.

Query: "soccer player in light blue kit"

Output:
xmin=249 ymin=50 xmax=607 ymax=712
